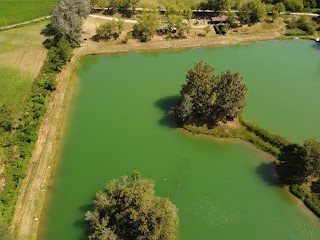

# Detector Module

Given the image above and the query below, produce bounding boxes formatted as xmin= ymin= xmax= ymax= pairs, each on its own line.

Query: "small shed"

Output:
xmin=210 ymin=15 xmax=228 ymax=24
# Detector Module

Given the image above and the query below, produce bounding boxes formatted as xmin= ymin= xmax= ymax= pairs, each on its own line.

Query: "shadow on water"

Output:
xmin=154 ymin=95 xmax=180 ymax=128
xmin=311 ymin=42 xmax=320 ymax=50
xmin=74 ymin=200 xmax=95 ymax=240
xmin=256 ymin=162 xmax=284 ymax=187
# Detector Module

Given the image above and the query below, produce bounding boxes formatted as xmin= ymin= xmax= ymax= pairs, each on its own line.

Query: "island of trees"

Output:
xmin=174 ymin=61 xmax=320 ymax=218
xmin=85 ymin=172 xmax=179 ymax=240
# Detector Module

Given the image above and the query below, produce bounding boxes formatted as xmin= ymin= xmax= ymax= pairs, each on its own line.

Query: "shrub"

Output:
xmin=95 ymin=20 xmax=124 ymax=41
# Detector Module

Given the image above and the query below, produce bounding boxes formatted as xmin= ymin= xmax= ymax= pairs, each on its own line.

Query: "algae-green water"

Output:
xmin=39 ymin=40 xmax=320 ymax=240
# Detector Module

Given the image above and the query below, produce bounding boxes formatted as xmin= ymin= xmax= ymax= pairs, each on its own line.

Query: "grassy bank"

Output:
xmin=183 ymin=119 xmax=320 ymax=218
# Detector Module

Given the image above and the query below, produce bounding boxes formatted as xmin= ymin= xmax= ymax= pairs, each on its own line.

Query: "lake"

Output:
xmin=39 ymin=40 xmax=320 ymax=240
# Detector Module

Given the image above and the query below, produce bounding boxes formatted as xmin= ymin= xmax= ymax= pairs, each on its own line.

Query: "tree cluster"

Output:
xmin=132 ymin=12 xmax=160 ymax=42
xmin=278 ymin=139 xmax=320 ymax=185
xmin=175 ymin=62 xmax=248 ymax=126
xmin=95 ymin=20 xmax=124 ymax=41
xmin=238 ymin=0 xmax=267 ymax=25
xmin=51 ymin=0 xmax=90 ymax=47
xmin=85 ymin=172 xmax=179 ymax=240
xmin=200 ymin=0 xmax=231 ymax=12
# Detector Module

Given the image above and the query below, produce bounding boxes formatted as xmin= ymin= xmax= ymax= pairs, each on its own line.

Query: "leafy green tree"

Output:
xmin=303 ymin=139 xmax=320 ymax=178
xmin=278 ymin=144 xmax=308 ymax=184
xmin=0 ymin=104 xmax=13 ymax=131
xmin=179 ymin=62 xmax=217 ymax=124
xmin=57 ymin=37 xmax=73 ymax=62
xmin=284 ymin=0 xmax=303 ymax=12
xmin=239 ymin=0 xmax=266 ymax=24
xmin=51 ymin=0 xmax=90 ymax=47
xmin=95 ymin=20 xmax=124 ymax=40
xmin=85 ymin=172 xmax=179 ymax=240
xmin=175 ymin=62 xmax=248 ymax=126
xmin=213 ymin=71 xmax=248 ymax=122
xmin=109 ymin=0 xmax=140 ymax=11
xmin=274 ymin=2 xmax=286 ymax=12
xmin=204 ymin=0 xmax=230 ymax=12
xmin=132 ymin=13 xmax=160 ymax=42
xmin=90 ymin=0 xmax=109 ymax=8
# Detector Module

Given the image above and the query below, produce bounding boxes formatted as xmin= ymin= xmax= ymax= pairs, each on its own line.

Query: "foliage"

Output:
xmin=132 ymin=13 xmax=160 ymax=42
xmin=85 ymin=172 xmax=179 ymax=240
xmin=165 ymin=15 xmax=190 ymax=38
xmin=109 ymin=0 xmax=140 ymax=11
xmin=284 ymin=0 xmax=303 ymax=12
xmin=201 ymin=0 xmax=230 ymax=12
xmin=0 ymin=221 xmax=12 ymax=240
xmin=239 ymin=118 xmax=290 ymax=149
xmin=278 ymin=139 xmax=320 ymax=184
xmin=50 ymin=0 xmax=90 ymax=47
xmin=175 ymin=62 xmax=247 ymax=126
xmin=238 ymin=0 xmax=266 ymax=24
xmin=0 ymin=20 xmax=72 ymax=223
xmin=214 ymin=24 xmax=229 ymax=34
xmin=286 ymin=16 xmax=315 ymax=35
xmin=95 ymin=21 xmax=124 ymax=40
xmin=0 ymin=105 xmax=13 ymax=132
xmin=90 ymin=0 xmax=109 ymax=8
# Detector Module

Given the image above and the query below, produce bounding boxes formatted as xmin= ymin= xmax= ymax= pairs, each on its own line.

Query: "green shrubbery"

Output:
xmin=0 ymin=33 xmax=72 ymax=224
xmin=285 ymin=16 xmax=315 ymax=35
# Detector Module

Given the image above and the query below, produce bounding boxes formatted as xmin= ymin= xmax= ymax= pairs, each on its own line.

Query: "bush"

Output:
xmin=95 ymin=20 xmax=124 ymax=41
xmin=132 ymin=13 xmax=159 ymax=42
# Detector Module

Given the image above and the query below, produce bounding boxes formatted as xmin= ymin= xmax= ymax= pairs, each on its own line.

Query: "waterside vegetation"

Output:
xmin=86 ymin=172 xmax=179 ymax=240
xmin=0 ymin=0 xmax=90 ymax=234
xmin=174 ymin=62 xmax=320 ymax=218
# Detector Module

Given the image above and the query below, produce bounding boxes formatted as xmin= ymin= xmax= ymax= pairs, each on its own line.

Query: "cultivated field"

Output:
xmin=0 ymin=21 xmax=48 ymax=113
xmin=0 ymin=0 xmax=57 ymax=27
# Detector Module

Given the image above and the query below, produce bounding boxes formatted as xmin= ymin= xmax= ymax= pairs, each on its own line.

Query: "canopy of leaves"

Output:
xmin=175 ymin=61 xmax=248 ymax=126
xmin=238 ymin=0 xmax=266 ymax=25
xmin=85 ymin=172 xmax=179 ymax=240
xmin=132 ymin=13 xmax=160 ymax=42
xmin=278 ymin=139 xmax=320 ymax=184
xmin=201 ymin=0 xmax=230 ymax=12
xmin=51 ymin=0 xmax=90 ymax=47
xmin=95 ymin=20 xmax=124 ymax=40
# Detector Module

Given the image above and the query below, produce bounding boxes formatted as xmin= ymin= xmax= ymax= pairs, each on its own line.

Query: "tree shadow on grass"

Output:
xmin=73 ymin=200 xmax=95 ymax=240
xmin=154 ymin=95 xmax=180 ymax=128
xmin=256 ymin=162 xmax=284 ymax=187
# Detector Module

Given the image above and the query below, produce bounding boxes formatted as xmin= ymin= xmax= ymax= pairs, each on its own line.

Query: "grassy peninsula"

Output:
xmin=174 ymin=61 xmax=320 ymax=218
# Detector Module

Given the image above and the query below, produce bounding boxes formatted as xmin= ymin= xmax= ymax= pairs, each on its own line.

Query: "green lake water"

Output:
xmin=39 ymin=40 xmax=320 ymax=240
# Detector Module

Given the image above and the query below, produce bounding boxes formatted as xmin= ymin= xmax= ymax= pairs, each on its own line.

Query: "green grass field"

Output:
xmin=0 ymin=0 xmax=57 ymax=27
xmin=0 ymin=21 xmax=48 ymax=112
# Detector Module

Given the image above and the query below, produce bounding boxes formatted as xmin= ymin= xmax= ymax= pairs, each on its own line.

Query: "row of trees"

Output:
xmin=175 ymin=62 xmax=248 ymax=126
xmin=86 ymin=172 xmax=179 ymax=240
xmin=96 ymin=12 xmax=192 ymax=43
xmin=0 ymin=0 xmax=87 ymax=232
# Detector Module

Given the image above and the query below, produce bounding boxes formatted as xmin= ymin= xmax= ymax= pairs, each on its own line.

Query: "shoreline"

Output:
xmin=10 ymin=30 xmax=318 ymax=239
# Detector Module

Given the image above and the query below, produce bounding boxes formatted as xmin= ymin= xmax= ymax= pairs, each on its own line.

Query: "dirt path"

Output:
xmin=10 ymin=55 xmax=77 ymax=240
xmin=11 ymin=17 xmax=287 ymax=240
